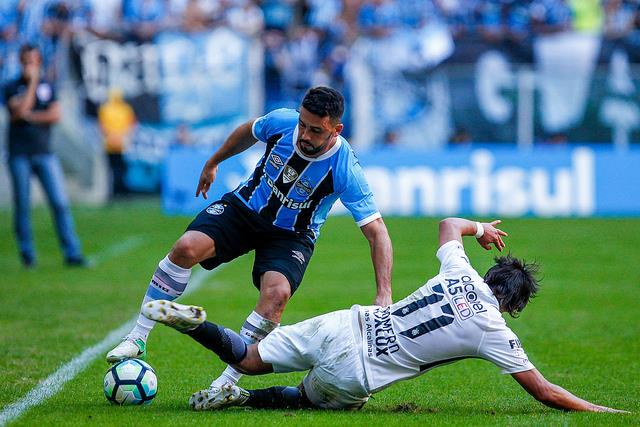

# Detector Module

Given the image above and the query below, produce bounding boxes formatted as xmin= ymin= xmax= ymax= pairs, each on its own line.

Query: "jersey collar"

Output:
xmin=292 ymin=125 xmax=342 ymax=162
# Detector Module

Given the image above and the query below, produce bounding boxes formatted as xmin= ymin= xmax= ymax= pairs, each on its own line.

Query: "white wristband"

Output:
xmin=474 ymin=222 xmax=484 ymax=239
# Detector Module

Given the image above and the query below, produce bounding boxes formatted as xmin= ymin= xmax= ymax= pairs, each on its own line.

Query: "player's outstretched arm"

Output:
xmin=438 ymin=217 xmax=507 ymax=251
xmin=361 ymin=218 xmax=393 ymax=306
xmin=196 ymin=119 xmax=258 ymax=199
xmin=511 ymin=369 xmax=628 ymax=413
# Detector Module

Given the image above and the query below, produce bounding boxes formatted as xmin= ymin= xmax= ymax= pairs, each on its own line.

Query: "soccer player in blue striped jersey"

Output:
xmin=106 ymin=87 xmax=393 ymax=393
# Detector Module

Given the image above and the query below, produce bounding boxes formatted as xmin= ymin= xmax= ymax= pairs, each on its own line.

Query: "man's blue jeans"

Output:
xmin=8 ymin=153 xmax=83 ymax=262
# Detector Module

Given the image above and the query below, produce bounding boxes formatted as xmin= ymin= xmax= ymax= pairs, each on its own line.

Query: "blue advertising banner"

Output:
xmin=162 ymin=145 xmax=640 ymax=217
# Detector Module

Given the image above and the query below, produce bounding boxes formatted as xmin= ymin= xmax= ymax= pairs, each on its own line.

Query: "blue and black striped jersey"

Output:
xmin=230 ymin=108 xmax=380 ymax=242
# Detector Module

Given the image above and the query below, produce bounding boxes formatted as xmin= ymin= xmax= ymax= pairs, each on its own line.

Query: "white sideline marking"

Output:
xmin=0 ymin=267 xmax=217 ymax=426
xmin=86 ymin=236 xmax=145 ymax=267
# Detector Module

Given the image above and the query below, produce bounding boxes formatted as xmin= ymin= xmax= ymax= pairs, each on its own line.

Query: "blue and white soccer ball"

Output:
xmin=104 ymin=359 xmax=158 ymax=405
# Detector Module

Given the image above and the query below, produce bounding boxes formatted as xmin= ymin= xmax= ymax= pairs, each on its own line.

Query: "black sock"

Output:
xmin=246 ymin=386 xmax=311 ymax=409
xmin=185 ymin=321 xmax=247 ymax=364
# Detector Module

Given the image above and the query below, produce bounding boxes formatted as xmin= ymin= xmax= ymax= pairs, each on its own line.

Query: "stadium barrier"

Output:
xmin=163 ymin=144 xmax=640 ymax=217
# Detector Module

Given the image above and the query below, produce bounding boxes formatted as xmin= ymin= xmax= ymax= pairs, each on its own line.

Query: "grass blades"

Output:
xmin=1 ymin=200 xmax=638 ymax=426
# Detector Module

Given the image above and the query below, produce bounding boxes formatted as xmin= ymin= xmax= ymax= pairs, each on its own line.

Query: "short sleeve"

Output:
xmin=436 ymin=240 xmax=473 ymax=274
xmin=251 ymin=108 xmax=298 ymax=143
xmin=339 ymin=156 xmax=380 ymax=226
xmin=49 ymin=83 xmax=58 ymax=102
xmin=479 ymin=327 xmax=535 ymax=374
xmin=2 ymin=81 xmax=15 ymax=104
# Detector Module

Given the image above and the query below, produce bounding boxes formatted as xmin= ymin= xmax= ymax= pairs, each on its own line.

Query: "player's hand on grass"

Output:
xmin=595 ymin=405 xmax=630 ymax=414
xmin=196 ymin=162 xmax=219 ymax=199
xmin=477 ymin=220 xmax=507 ymax=251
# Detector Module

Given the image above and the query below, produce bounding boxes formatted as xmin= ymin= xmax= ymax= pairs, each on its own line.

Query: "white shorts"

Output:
xmin=258 ymin=309 xmax=370 ymax=409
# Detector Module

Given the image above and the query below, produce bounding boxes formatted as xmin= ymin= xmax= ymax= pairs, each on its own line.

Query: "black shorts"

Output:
xmin=186 ymin=194 xmax=314 ymax=294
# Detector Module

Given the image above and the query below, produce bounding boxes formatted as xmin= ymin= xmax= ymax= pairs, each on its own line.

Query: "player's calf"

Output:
xmin=143 ymin=301 xmax=248 ymax=366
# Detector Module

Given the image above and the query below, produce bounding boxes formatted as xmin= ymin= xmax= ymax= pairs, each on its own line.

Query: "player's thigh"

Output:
xmin=252 ymin=234 xmax=314 ymax=293
xmin=257 ymin=310 xmax=345 ymax=373
xmin=185 ymin=200 xmax=256 ymax=269
xmin=301 ymin=310 xmax=369 ymax=410
xmin=170 ymin=230 xmax=216 ymax=265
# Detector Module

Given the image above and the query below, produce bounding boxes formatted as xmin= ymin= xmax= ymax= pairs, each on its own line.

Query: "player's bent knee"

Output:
xmin=235 ymin=345 xmax=273 ymax=375
xmin=170 ymin=232 xmax=216 ymax=267
xmin=261 ymin=282 xmax=291 ymax=306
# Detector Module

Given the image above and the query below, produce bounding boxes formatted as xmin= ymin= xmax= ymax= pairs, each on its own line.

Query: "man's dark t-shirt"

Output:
xmin=3 ymin=76 xmax=57 ymax=157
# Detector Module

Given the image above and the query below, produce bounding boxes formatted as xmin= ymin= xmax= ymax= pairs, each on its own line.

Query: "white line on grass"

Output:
xmin=0 ymin=267 xmax=218 ymax=427
xmin=86 ymin=236 xmax=145 ymax=267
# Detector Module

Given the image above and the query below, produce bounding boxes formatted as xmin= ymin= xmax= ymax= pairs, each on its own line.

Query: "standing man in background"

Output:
xmin=107 ymin=86 xmax=393 ymax=399
xmin=98 ymin=88 xmax=137 ymax=198
xmin=4 ymin=43 xmax=86 ymax=268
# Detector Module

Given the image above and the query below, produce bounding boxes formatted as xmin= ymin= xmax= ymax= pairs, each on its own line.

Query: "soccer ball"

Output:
xmin=104 ymin=359 xmax=158 ymax=405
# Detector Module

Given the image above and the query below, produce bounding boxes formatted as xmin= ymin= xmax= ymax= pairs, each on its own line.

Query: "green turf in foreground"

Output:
xmin=1 ymin=200 xmax=638 ymax=426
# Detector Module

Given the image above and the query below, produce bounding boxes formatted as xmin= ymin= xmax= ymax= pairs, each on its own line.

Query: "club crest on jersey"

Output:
xmin=295 ymin=178 xmax=313 ymax=196
xmin=282 ymin=166 xmax=299 ymax=184
xmin=36 ymin=83 xmax=52 ymax=102
xmin=291 ymin=250 xmax=305 ymax=264
xmin=206 ymin=203 xmax=225 ymax=215
xmin=269 ymin=154 xmax=284 ymax=169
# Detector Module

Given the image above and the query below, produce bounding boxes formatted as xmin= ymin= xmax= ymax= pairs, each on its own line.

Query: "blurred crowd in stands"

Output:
xmin=1 ymin=0 xmax=639 ymax=89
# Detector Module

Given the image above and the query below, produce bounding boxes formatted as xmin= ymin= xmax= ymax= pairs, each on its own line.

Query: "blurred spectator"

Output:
xmin=571 ymin=0 xmax=604 ymax=34
xmin=182 ymin=0 xmax=212 ymax=32
xmin=87 ymin=0 xmax=122 ymax=38
xmin=122 ymin=0 xmax=170 ymax=41
xmin=603 ymin=0 xmax=637 ymax=38
xmin=533 ymin=0 xmax=603 ymax=142
xmin=17 ymin=0 xmax=52 ymax=43
xmin=263 ymin=28 xmax=287 ymax=108
xmin=41 ymin=1 xmax=75 ymax=80
xmin=98 ymin=88 xmax=137 ymax=198
xmin=262 ymin=0 xmax=298 ymax=31
xmin=305 ymin=0 xmax=342 ymax=30
xmin=358 ymin=0 xmax=400 ymax=39
xmin=0 ymin=0 xmax=21 ymax=83
xmin=439 ymin=0 xmax=482 ymax=39
xmin=4 ymin=44 xmax=86 ymax=267
xmin=278 ymin=26 xmax=322 ymax=101
xmin=530 ymin=0 xmax=573 ymax=34
xmin=478 ymin=0 xmax=503 ymax=41
xmin=225 ymin=0 xmax=265 ymax=37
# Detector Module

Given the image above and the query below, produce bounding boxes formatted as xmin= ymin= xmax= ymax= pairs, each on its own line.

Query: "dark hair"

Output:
xmin=484 ymin=255 xmax=540 ymax=318
xmin=301 ymin=86 xmax=344 ymax=122
xmin=19 ymin=43 xmax=40 ymax=59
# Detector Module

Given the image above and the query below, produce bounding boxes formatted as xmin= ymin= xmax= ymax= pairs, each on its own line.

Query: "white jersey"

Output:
xmin=354 ymin=240 xmax=535 ymax=393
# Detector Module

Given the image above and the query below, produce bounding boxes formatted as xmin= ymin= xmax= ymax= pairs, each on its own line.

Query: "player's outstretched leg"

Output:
xmin=209 ymin=271 xmax=287 ymax=390
xmin=106 ymin=256 xmax=191 ymax=363
xmin=189 ymin=385 xmax=310 ymax=411
xmin=209 ymin=311 xmax=279 ymax=389
xmin=142 ymin=300 xmax=249 ymax=365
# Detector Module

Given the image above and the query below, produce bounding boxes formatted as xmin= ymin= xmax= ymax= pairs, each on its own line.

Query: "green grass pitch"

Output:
xmin=1 ymin=200 xmax=638 ymax=426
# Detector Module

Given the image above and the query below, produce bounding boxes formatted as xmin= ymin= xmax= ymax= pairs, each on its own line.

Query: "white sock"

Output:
xmin=210 ymin=311 xmax=278 ymax=388
xmin=130 ymin=255 xmax=191 ymax=340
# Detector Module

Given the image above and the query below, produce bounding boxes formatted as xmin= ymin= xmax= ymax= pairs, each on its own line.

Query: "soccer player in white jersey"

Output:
xmin=143 ymin=217 xmax=626 ymax=413
xmin=106 ymin=87 xmax=393 ymax=395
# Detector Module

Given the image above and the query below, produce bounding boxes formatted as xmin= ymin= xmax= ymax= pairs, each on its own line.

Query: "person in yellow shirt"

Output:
xmin=570 ymin=0 xmax=604 ymax=34
xmin=98 ymin=88 xmax=136 ymax=197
